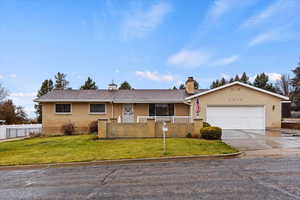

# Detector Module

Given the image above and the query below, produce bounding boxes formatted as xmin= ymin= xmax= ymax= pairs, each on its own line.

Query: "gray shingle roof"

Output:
xmin=35 ymin=89 xmax=208 ymax=103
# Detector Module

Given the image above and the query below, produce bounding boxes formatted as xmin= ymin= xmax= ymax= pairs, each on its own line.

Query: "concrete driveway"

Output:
xmin=222 ymin=129 xmax=300 ymax=151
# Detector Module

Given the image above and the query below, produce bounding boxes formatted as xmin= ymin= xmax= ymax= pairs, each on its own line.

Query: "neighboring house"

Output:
xmin=35 ymin=77 xmax=289 ymax=135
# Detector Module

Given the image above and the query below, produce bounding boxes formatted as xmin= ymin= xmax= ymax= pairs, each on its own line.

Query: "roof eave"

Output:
xmin=35 ymin=99 xmax=113 ymax=103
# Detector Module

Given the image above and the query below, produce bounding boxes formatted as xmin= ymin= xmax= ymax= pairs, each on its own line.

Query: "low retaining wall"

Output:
xmin=98 ymin=119 xmax=203 ymax=138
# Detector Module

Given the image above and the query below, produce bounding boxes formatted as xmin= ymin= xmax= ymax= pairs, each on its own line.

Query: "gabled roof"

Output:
xmin=35 ymin=89 xmax=208 ymax=103
xmin=185 ymin=81 xmax=289 ymax=101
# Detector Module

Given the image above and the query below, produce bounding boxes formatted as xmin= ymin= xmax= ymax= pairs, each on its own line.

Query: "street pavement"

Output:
xmin=1 ymin=156 xmax=300 ymax=200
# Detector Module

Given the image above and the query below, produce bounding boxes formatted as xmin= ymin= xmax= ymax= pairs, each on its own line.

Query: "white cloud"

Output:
xmin=267 ymin=72 xmax=281 ymax=82
xmin=121 ymin=2 xmax=171 ymax=40
xmin=10 ymin=92 xmax=36 ymax=98
xmin=207 ymin=0 xmax=254 ymax=21
xmin=167 ymin=49 xmax=212 ymax=68
xmin=208 ymin=0 xmax=235 ymax=20
xmin=213 ymin=55 xmax=239 ymax=66
xmin=0 ymin=74 xmax=3 ymax=79
xmin=242 ymin=0 xmax=300 ymax=27
xmin=135 ymin=71 xmax=175 ymax=82
xmin=167 ymin=49 xmax=238 ymax=68
xmin=248 ymin=31 xmax=279 ymax=47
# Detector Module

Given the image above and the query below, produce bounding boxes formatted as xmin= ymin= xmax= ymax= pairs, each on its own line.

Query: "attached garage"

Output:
xmin=206 ymin=106 xmax=265 ymax=129
xmin=186 ymin=82 xmax=290 ymax=130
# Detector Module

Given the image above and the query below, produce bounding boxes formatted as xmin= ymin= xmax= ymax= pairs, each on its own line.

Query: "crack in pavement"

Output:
xmin=86 ymin=168 xmax=118 ymax=199
xmin=101 ymin=168 xmax=118 ymax=185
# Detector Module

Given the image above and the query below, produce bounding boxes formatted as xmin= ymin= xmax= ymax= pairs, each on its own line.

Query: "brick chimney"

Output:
xmin=185 ymin=77 xmax=195 ymax=94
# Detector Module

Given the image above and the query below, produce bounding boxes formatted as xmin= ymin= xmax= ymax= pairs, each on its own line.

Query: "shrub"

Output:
xmin=185 ymin=133 xmax=192 ymax=138
xmin=203 ymin=122 xmax=211 ymax=128
xmin=200 ymin=126 xmax=222 ymax=140
xmin=89 ymin=121 xmax=98 ymax=133
xmin=61 ymin=122 xmax=76 ymax=135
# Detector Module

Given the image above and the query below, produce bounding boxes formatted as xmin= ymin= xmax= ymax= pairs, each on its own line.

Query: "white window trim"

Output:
xmin=88 ymin=103 xmax=107 ymax=115
xmin=55 ymin=103 xmax=72 ymax=115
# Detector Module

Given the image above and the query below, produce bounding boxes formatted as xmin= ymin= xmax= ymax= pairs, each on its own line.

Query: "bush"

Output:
xmin=203 ymin=122 xmax=211 ymax=128
xmin=185 ymin=133 xmax=192 ymax=138
xmin=89 ymin=121 xmax=98 ymax=133
xmin=200 ymin=126 xmax=222 ymax=140
xmin=61 ymin=122 xmax=76 ymax=135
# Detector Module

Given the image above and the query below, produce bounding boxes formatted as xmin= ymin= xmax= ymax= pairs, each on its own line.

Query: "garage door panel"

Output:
xmin=206 ymin=106 xmax=265 ymax=129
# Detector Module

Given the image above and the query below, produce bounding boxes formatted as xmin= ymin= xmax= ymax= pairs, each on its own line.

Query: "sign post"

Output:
xmin=162 ymin=122 xmax=168 ymax=154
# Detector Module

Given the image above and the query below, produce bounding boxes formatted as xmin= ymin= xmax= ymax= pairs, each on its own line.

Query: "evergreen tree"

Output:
xmin=240 ymin=72 xmax=250 ymax=84
xmin=172 ymin=86 xmax=177 ymax=90
xmin=119 ymin=81 xmax=132 ymax=90
xmin=229 ymin=77 xmax=234 ymax=83
xmin=179 ymin=84 xmax=185 ymax=89
xmin=234 ymin=74 xmax=240 ymax=82
xmin=253 ymin=73 xmax=277 ymax=92
xmin=55 ymin=72 xmax=69 ymax=89
xmin=291 ymin=59 xmax=300 ymax=110
xmin=80 ymin=77 xmax=98 ymax=90
xmin=220 ymin=77 xmax=227 ymax=86
xmin=35 ymin=79 xmax=53 ymax=123
xmin=194 ymin=80 xmax=199 ymax=89
xmin=210 ymin=81 xmax=216 ymax=89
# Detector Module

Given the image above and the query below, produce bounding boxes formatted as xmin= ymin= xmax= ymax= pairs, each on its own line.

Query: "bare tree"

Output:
xmin=276 ymin=74 xmax=293 ymax=97
xmin=0 ymin=83 xmax=8 ymax=102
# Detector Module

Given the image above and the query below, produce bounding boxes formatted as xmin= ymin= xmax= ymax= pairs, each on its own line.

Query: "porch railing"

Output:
xmin=137 ymin=116 xmax=192 ymax=123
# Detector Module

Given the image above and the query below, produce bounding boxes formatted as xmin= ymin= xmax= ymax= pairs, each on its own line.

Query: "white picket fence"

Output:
xmin=0 ymin=124 xmax=42 ymax=140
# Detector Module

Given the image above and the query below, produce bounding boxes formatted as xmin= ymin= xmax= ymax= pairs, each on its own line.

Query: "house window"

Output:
xmin=90 ymin=104 xmax=106 ymax=113
xmin=55 ymin=104 xmax=71 ymax=113
xmin=149 ymin=104 xmax=174 ymax=116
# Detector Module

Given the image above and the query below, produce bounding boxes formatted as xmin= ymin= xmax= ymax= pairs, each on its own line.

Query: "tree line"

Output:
xmin=35 ymin=72 xmax=133 ymax=122
xmin=210 ymin=72 xmax=278 ymax=93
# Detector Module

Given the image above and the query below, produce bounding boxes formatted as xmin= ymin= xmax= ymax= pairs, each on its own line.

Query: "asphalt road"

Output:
xmin=1 ymin=156 xmax=300 ymax=200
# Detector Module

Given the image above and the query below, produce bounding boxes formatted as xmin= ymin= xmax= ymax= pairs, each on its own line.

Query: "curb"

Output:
xmin=0 ymin=152 xmax=242 ymax=171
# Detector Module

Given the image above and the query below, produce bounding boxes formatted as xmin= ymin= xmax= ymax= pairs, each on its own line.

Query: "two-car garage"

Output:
xmin=186 ymin=82 xmax=289 ymax=130
xmin=206 ymin=106 xmax=265 ymax=130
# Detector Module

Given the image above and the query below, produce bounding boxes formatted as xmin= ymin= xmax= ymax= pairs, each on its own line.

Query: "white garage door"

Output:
xmin=206 ymin=106 xmax=265 ymax=129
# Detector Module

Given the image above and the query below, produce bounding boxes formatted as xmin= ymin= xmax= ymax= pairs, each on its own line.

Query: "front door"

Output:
xmin=122 ymin=104 xmax=134 ymax=123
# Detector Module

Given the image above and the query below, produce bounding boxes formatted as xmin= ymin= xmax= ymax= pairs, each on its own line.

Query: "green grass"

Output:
xmin=0 ymin=135 xmax=238 ymax=166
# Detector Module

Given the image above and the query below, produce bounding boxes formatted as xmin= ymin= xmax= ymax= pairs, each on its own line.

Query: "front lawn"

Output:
xmin=0 ymin=135 xmax=238 ymax=166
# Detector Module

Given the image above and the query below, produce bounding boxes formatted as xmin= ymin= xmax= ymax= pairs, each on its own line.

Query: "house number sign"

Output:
xmin=228 ymin=97 xmax=243 ymax=102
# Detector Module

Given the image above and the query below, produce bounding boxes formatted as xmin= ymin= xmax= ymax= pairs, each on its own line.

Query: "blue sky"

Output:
xmin=0 ymin=0 xmax=299 ymax=117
